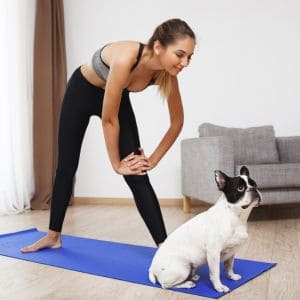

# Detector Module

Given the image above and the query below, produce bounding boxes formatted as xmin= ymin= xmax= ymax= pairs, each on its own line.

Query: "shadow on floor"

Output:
xmin=249 ymin=204 xmax=300 ymax=221
xmin=189 ymin=203 xmax=300 ymax=221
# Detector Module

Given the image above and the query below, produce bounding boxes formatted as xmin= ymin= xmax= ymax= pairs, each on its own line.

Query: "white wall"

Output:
xmin=63 ymin=0 xmax=300 ymax=199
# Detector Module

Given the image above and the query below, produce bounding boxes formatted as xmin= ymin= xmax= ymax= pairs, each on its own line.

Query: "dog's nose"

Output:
xmin=256 ymin=192 xmax=261 ymax=202
xmin=253 ymin=190 xmax=261 ymax=205
xmin=248 ymin=187 xmax=261 ymax=205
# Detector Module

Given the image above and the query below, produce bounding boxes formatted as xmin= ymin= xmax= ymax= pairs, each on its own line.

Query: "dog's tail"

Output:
xmin=148 ymin=269 xmax=157 ymax=284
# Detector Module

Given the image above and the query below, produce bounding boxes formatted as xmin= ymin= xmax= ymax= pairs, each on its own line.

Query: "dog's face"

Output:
xmin=214 ymin=166 xmax=261 ymax=209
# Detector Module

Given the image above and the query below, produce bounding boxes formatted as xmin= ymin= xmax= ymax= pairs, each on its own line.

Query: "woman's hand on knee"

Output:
xmin=128 ymin=147 xmax=159 ymax=174
xmin=139 ymin=147 xmax=157 ymax=172
xmin=115 ymin=151 xmax=150 ymax=175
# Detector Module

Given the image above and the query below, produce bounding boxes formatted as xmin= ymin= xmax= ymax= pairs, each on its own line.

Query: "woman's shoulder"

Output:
xmin=104 ymin=40 xmax=142 ymax=58
xmin=110 ymin=40 xmax=142 ymax=47
xmin=99 ymin=40 xmax=141 ymax=69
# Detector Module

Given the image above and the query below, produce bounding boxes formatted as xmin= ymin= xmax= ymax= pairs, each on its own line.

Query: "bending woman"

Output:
xmin=21 ymin=18 xmax=196 ymax=252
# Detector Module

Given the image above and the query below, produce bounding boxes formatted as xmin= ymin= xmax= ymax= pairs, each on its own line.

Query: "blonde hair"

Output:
xmin=147 ymin=19 xmax=196 ymax=99
xmin=154 ymin=71 xmax=172 ymax=99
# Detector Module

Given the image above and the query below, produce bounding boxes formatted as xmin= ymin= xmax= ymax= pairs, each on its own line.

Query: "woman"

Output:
xmin=21 ymin=18 xmax=196 ymax=252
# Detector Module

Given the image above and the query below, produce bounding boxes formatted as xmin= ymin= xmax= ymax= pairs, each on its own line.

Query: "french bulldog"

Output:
xmin=148 ymin=166 xmax=261 ymax=293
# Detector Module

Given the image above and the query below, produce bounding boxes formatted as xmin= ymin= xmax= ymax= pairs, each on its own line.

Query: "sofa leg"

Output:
xmin=183 ymin=195 xmax=191 ymax=213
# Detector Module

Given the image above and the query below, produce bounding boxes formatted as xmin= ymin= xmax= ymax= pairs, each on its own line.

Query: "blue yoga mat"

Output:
xmin=0 ymin=228 xmax=276 ymax=298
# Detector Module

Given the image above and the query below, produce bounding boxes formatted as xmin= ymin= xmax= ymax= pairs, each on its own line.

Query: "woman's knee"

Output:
xmin=55 ymin=164 xmax=78 ymax=179
xmin=123 ymin=174 xmax=150 ymax=187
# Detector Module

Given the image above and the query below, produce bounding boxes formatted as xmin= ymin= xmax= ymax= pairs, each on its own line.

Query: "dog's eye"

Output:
xmin=237 ymin=186 xmax=245 ymax=192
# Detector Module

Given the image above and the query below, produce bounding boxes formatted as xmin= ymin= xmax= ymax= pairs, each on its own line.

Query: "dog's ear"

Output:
xmin=214 ymin=170 xmax=227 ymax=190
xmin=240 ymin=166 xmax=250 ymax=177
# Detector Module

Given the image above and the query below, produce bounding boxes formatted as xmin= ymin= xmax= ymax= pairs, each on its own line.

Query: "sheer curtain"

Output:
xmin=0 ymin=1 xmax=36 ymax=214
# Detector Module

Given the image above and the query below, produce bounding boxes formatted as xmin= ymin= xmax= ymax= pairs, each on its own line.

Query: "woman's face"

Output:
xmin=156 ymin=36 xmax=196 ymax=75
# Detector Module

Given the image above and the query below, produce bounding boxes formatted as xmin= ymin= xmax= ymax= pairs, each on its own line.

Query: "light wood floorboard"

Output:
xmin=0 ymin=203 xmax=299 ymax=299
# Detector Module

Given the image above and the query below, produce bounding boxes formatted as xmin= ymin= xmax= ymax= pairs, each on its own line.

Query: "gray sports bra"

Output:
xmin=92 ymin=42 xmax=155 ymax=86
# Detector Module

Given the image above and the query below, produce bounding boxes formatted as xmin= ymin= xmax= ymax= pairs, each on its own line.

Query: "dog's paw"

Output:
xmin=214 ymin=283 xmax=230 ymax=293
xmin=192 ymin=274 xmax=200 ymax=282
xmin=227 ymin=273 xmax=242 ymax=281
xmin=173 ymin=280 xmax=196 ymax=289
xmin=185 ymin=281 xmax=196 ymax=288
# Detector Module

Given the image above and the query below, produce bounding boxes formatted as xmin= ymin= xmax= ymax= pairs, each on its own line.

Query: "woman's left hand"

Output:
xmin=138 ymin=147 xmax=157 ymax=172
xmin=126 ymin=147 xmax=158 ymax=174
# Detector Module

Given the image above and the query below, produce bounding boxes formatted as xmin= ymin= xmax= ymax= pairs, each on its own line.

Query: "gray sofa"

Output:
xmin=181 ymin=123 xmax=300 ymax=213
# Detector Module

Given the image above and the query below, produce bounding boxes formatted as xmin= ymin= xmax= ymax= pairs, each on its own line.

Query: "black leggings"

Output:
xmin=49 ymin=67 xmax=167 ymax=246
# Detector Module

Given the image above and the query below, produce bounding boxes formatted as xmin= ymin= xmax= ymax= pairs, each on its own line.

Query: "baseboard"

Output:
xmin=73 ymin=197 xmax=209 ymax=207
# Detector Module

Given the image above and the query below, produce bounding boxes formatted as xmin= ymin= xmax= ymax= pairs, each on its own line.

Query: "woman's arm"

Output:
xmin=102 ymin=53 xmax=147 ymax=175
xmin=148 ymin=76 xmax=184 ymax=167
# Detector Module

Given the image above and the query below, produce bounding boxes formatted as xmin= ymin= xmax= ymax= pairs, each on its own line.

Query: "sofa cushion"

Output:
xmin=235 ymin=163 xmax=300 ymax=189
xmin=198 ymin=123 xmax=279 ymax=164
xmin=276 ymin=136 xmax=300 ymax=163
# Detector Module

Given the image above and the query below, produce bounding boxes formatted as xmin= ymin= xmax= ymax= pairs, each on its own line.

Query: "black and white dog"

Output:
xmin=149 ymin=166 xmax=261 ymax=293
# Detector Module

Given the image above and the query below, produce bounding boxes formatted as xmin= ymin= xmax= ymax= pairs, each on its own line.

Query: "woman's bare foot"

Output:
xmin=20 ymin=230 xmax=62 ymax=253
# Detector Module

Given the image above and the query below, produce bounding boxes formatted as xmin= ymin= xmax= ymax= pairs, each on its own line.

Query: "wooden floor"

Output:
xmin=0 ymin=202 xmax=299 ymax=300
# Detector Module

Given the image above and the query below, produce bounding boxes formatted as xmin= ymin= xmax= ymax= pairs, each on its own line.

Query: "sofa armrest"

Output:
xmin=181 ymin=136 xmax=234 ymax=204
xmin=276 ymin=136 xmax=300 ymax=163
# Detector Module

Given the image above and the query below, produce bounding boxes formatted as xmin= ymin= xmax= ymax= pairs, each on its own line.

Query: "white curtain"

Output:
xmin=0 ymin=0 xmax=36 ymax=214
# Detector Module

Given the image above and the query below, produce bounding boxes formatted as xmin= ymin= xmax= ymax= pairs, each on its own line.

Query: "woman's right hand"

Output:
xmin=115 ymin=152 xmax=150 ymax=175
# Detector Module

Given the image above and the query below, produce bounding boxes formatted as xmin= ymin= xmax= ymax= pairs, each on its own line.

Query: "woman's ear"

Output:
xmin=153 ymin=40 xmax=162 ymax=55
